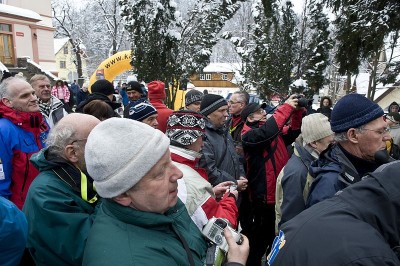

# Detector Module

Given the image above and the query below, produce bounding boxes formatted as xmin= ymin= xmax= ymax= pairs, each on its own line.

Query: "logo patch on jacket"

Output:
xmin=266 ymin=230 xmax=286 ymax=265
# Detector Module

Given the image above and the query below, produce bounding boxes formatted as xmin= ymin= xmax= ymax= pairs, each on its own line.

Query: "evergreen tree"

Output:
xmin=302 ymin=0 xmax=333 ymax=94
xmin=324 ymin=0 xmax=400 ymax=98
xmin=276 ymin=1 xmax=298 ymax=92
xmin=223 ymin=0 xmax=300 ymax=98
xmin=120 ymin=0 xmax=246 ymax=107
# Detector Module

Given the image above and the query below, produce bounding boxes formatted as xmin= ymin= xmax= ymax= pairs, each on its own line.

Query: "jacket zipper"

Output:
xmin=21 ymin=153 xmax=29 ymax=200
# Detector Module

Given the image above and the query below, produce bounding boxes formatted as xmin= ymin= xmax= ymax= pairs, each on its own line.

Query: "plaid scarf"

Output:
xmin=38 ymin=97 xmax=63 ymax=117
xmin=38 ymin=98 xmax=52 ymax=117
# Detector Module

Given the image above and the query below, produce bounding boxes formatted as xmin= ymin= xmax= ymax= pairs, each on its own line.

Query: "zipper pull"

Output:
xmin=0 ymin=158 xmax=4 ymax=180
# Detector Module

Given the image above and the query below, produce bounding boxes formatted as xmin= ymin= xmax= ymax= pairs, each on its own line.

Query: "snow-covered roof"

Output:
xmin=54 ymin=38 xmax=69 ymax=54
xmin=0 ymin=61 xmax=8 ymax=72
xmin=26 ymin=57 xmax=58 ymax=81
xmin=203 ymin=63 xmax=242 ymax=73
xmin=0 ymin=4 xmax=41 ymax=21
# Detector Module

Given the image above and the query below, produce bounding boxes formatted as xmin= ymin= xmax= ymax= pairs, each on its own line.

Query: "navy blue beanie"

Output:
xmin=330 ymin=93 xmax=384 ymax=133
xmin=128 ymin=100 xmax=157 ymax=122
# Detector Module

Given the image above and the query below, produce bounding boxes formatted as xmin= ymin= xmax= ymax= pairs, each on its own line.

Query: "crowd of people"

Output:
xmin=1 ymin=72 xmax=400 ymax=266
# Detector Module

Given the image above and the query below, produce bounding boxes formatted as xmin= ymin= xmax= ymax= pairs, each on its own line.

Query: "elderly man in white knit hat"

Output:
xmin=82 ymin=118 xmax=249 ymax=266
xmin=275 ymin=113 xmax=334 ymax=232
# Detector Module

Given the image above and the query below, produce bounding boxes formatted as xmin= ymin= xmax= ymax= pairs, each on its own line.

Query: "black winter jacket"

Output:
xmin=269 ymin=161 xmax=400 ymax=266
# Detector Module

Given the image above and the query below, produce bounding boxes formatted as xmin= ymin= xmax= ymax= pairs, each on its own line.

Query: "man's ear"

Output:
xmin=113 ymin=193 xmax=132 ymax=207
xmin=2 ymin=97 xmax=12 ymax=108
xmin=347 ymin=128 xmax=359 ymax=144
xmin=309 ymin=141 xmax=318 ymax=150
xmin=64 ymin=144 xmax=79 ymax=163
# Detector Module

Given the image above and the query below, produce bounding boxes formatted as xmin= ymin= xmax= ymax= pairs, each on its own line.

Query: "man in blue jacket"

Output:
xmin=0 ymin=76 xmax=47 ymax=209
xmin=275 ymin=113 xmax=334 ymax=230
xmin=307 ymin=93 xmax=390 ymax=207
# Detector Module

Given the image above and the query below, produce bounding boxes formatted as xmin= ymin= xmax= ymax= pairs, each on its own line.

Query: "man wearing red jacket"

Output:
xmin=166 ymin=110 xmax=239 ymax=229
xmin=241 ymin=95 xmax=303 ymax=265
xmin=147 ymin=80 xmax=173 ymax=133
xmin=0 ymin=77 xmax=47 ymax=209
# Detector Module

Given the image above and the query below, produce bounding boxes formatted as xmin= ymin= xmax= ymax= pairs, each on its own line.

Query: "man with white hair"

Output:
xmin=23 ymin=113 xmax=100 ymax=265
xmin=0 ymin=77 xmax=47 ymax=209
xmin=83 ymin=118 xmax=249 ymax=266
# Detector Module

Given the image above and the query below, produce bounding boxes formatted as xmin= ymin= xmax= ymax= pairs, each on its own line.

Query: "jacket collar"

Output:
xmin=0 ymin=102 xmax=47 ymax=135
xmin=102 ymin=198 xmax=185 ymax=228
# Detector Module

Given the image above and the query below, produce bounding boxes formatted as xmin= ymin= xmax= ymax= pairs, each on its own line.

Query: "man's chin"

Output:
xmin=29 ymin=105 xmax=40 ymax=112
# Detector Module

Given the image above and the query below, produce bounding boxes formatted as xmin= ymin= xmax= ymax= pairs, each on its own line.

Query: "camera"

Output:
xmin=294 ymin=94 xmax=313 ymax=108
xmin=202 ymin=217 xmax=243 ymax=252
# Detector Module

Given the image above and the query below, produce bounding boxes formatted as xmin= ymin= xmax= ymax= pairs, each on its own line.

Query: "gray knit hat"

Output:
xmin=200 ymin=94 xmax=227 ymax=116
xmin=185 ymin=90 xmax=204 ymax=106
xmin=301 ymin=113 xmax=333 ymax=144
xmin=85 ymin=117 xmax=170 ymax=198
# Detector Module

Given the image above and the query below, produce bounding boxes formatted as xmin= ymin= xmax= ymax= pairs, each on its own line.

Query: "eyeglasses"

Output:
xmin=384 ymin=115 xmax=399 ymax=124
xmin=228 ymin=100 xmax=242 ymax=105
xmin=362 ymin=127 xmax=391 ymax=136
xmin=69 ymin=138 xmax=88 ymax=145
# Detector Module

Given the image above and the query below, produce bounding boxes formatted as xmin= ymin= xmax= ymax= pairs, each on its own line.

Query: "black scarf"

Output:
xmin=47 ymin=151 xmax=98 ymax=205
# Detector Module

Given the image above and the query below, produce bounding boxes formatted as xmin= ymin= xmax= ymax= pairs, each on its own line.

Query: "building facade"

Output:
xmin=0 ymin=0 xmax=56 ymax=72
xmin=190 ymin=63 xmax=241 ymax=97
xmin=54 ymin=37 xmax=88 ymax=82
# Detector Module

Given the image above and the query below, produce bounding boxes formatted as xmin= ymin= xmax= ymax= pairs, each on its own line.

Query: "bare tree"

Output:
xmin=52 ymin=0 xmax=86 ymax=81
xmin=94 ymin=0 xmax=127 ymax=57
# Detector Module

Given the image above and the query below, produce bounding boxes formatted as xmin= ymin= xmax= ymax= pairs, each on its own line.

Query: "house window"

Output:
xmin=205 ymin=74 xmax=212 ymax=80
xmin=60 ymin=61 xmax=66 ymax=69
xmin=221 ymin=73 xmax=228 ymax=80
xmin=200 ymin=74 xmax=205 ymax=80
xmin=63 ymin=46 xmax=68 ymax=54
xmin=0 ymin=23 xmax=11 ymax=32
xmin=0 ymin=23 xmax=14 ymax=65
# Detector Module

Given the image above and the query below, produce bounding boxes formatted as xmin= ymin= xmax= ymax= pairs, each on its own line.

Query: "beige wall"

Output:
xmin=377 ymin=88 xmax=400 ymax=110
xmin=1 ymin=0 xmax=55 ymax=70
xmin=36 ymin=29 xmax=54 ymax=61
xmin=12 ymin=24 xmax=33 ymax=58
xmin=7 ymin=0 xmax=52 ymax=18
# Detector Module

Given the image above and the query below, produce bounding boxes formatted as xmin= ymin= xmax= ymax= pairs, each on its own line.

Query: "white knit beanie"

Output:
xmin=85 ymin=117 xmax=170 ymax=198
xmin=301 ymin=113 xmax=334 ymax=144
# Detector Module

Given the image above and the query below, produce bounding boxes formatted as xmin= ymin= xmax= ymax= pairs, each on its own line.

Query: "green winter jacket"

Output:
xmin=83 ymin=198 xmax=207 ymax=266
xmin=23 ymin=148 xmax=99 ymax=266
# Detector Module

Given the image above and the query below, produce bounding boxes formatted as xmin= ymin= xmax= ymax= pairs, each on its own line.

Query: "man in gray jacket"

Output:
xmin=198 ymin=94 xmax=248 ymax=191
